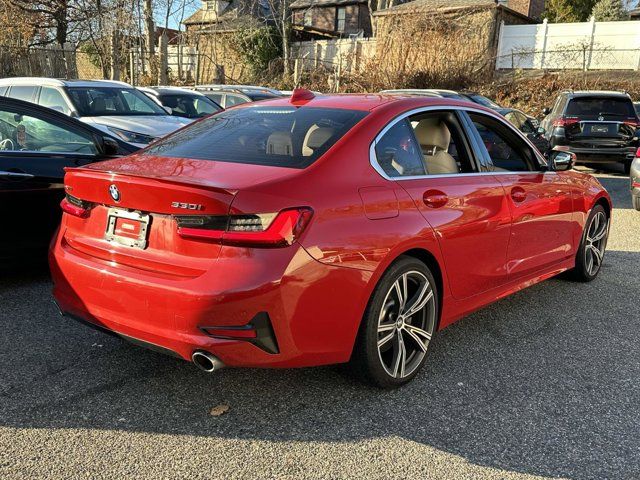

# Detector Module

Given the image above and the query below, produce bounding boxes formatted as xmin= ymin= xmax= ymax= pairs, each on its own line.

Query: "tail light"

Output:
xmin=623 ymin=119 xmax=640 ymax=129
xmin=635 ymin=147 xmax=640 ymax=158
xmin=176 ymin=207 xmax=313 ymax=247
xmin=552 ymin=116 xmax=579 ymax=128
xmin=60 ymin=195 xmax=92 ymax=218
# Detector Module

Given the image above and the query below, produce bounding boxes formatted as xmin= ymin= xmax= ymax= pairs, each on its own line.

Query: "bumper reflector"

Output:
xmin=200 ymin=312 xmax=279 ymax=354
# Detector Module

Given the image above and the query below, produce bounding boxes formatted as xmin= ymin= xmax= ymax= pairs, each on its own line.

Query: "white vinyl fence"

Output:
xmin=496 ymin=18 xmax=640 ymax=70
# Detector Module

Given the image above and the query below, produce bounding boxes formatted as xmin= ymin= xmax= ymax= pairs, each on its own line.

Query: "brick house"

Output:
xmin=183 ymin=0 xmax=268 ymax=34
xmin=182 ymin=0 xmax=270 ymax=84
xmin=501 ymin=0 xmax=545 ymax=21
xmin=290 ymin=0 xmax=373 ymax=39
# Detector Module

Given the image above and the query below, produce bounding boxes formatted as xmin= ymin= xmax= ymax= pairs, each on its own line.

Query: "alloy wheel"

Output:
xmin=377 ymin=270 xmax=436 ymax=379
xmin=584 ymin=211 xmax=608 ymax=276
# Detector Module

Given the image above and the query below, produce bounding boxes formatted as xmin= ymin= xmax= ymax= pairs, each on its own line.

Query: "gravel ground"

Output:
xmin=1 ymin=170 xmax=639 ymax=480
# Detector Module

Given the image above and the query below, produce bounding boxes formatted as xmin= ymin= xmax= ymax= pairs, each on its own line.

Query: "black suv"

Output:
xmin=540 ymin=91 xmax=639 ymax=173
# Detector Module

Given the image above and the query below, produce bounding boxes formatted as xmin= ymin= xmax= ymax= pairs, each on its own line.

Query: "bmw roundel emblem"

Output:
xmin=109 ymin=184 xmax=120 ymax=202
xmin=598 ymin=115 xmax=604 ymax=121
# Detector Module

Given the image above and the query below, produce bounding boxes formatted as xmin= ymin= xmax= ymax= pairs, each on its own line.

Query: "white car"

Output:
xmin=0 ymin=78 xmax=191 ymax=147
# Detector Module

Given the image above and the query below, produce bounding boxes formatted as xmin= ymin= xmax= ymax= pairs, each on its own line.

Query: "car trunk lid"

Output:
xmin=60 ymin=155 xmax=299 ymax=276
xmin=565 ymin=120 xmax=636 ymax=147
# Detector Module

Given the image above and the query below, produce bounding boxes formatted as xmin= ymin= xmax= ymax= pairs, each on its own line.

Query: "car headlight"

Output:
xmin=108 ymin=127 xmax=156 ymax=144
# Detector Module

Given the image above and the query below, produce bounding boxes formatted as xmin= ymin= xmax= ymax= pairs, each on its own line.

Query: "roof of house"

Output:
xmin=290 ymin=0 xmax=365 ymax=9
xmin=373 ymin=0 xmax=531 ymax=20
xmin=183 ymin=5 xmax=231 ymax=25
xmin=183 ymin=0 xmax=258 ymax=26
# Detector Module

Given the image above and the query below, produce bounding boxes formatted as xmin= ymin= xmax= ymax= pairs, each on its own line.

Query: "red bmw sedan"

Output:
xmin=50 ymin=90 xmax=611 ymax=388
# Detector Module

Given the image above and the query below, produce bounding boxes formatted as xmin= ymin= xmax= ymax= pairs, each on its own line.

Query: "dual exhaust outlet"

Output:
xmin=192 ymin=350 xmax=225 ymax=373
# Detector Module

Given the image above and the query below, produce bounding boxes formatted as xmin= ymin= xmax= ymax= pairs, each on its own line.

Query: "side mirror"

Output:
xmin=549 ymin=148 xmax=575 ymax=171
xmin=163 ymin=106 xmax=173 ymax=115
xmin=102 ymin=136 xmax=120 ymax=156
xmin=542 ymin=107 xmax=551 ymax=116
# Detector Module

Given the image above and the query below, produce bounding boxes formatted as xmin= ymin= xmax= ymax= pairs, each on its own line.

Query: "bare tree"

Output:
xmin=9 ymin=0 xmax=85 ymax=47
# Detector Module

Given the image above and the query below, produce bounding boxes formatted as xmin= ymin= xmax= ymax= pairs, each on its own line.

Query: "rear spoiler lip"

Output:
xmin=63 ymin=166 xmax=239 ymax=196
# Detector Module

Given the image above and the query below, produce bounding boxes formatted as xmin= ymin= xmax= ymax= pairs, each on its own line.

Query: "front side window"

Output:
xmin=143 ymin=106 xmax=367 ymax=168
xmin=375 ymin=120 xmax=425 ymax=178
xmin=469 ymin=113 xmax=536 ymax=172
xmin=517 ymin=113 xmax=535 ymax=134
xmin=66 ymin=87 xmax=167 ymax=116
xmin=39 ymin=87 xmax=71 ymax=115
xmin=0 ymin=109 xmax=97 ymax=155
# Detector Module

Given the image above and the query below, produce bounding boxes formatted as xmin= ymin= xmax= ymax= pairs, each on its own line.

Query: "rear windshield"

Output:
xmin=566 ymin=96 xmax=635 ymax=119
xmin=142 ymin=106 xmax=368 ymax=168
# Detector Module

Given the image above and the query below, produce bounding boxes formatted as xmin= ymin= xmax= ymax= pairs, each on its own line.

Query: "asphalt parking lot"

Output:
xmin=1 ymin=169 xmax=638 ymax=480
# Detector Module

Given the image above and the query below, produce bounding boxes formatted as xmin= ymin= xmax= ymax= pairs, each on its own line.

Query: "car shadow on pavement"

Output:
xmin=1 ymin=247 xmax=640 ymax=479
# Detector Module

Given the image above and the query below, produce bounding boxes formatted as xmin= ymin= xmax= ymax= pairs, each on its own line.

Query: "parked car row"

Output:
xmin=0 ymin=78 xmax=192 ymax=148
xmin=1 ymin=79 xmax=632 ymax=388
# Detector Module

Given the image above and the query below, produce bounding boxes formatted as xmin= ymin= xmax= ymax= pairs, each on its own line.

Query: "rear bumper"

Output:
xmin=569 ymin=147 xmax=635 ymax=163
xmin=50 ymin=230 xmax=372 ymax=368
xmin=550 ymin=134 xmax=635 ymax=163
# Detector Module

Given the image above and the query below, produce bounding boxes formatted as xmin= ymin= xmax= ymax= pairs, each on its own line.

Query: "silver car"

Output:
xmin=631 ymin=155 xmax=640 ymax=210
xmin=0 ymin=78 xmax=191 ymax=147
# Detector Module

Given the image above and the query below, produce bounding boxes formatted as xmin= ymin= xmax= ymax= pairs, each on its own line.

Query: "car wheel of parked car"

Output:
xmin=351 ymin=256 xmax=438 ymax=388
xmin=569 ymin=205 xmax=608 ymax=282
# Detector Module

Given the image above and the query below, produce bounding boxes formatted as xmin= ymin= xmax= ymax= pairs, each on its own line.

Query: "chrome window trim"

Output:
xmin=369 ymin=105 xmax=550 ymax=181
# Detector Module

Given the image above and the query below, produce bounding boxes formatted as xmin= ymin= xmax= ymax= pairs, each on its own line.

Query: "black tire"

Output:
xmin=567 ymin=205 xmax=608 ymax=282
xmin=350 ymin=256 xmax=438 ymax=389
xmin=624 ymin=160 xmax=632 ymax=176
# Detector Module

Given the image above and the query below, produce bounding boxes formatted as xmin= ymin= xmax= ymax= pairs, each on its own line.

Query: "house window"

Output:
xmin=304 ymin=8 xmax=313 ymax=26
xmin=336 ymin=7 xmax=346 ymax=32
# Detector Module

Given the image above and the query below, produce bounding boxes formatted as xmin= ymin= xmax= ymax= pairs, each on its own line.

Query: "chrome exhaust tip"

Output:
xmin=192 ymin=350 xmax=225 ymax=373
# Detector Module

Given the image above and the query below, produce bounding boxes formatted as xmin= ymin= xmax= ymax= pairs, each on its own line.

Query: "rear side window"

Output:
xmin=143 ymin=106 xmax=367 ymax=168
xmin=8 ymin=86 xmax=37 ymax=102
xmin=375 ymin=120 xmax=425 ymax=177
xmin=566 ymin=97 xmax=635 ymax=119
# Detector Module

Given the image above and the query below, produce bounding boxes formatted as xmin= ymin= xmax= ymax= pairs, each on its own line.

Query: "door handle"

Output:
xmin=510 ymin=186 xmax=527 ymax=203
xmin=423 ymin=190 xmax=448 ymax=209
xmin=0 ymin=170 xmax=34 ymax=180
